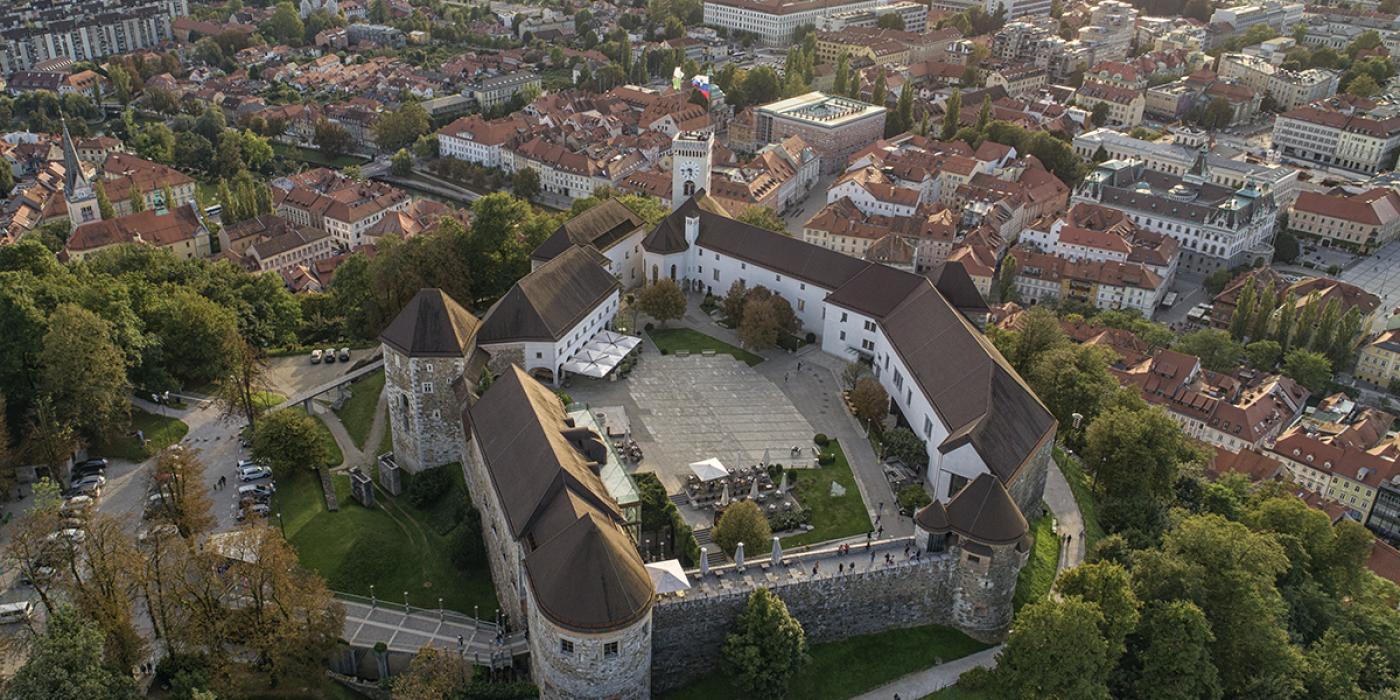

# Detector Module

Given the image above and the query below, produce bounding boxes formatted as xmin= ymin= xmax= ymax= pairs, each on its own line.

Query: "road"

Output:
xmin=784 ymin=173 xmax=838 ymax=236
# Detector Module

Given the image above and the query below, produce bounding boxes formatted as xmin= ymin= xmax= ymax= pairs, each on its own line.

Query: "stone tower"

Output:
xmin=671 ymin=131 xmax=713 ymax=211
xmin=380 ymin=288 xmax=483 ymax=474
xmin=913 ymin=473 xmax=1029 ymax=641
xmin=61 ymin=115 xmax=100 ymax=230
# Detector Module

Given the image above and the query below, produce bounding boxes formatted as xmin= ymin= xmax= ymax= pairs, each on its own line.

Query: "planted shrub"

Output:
xmin=814 ymin=433 xmax=830 ymax=447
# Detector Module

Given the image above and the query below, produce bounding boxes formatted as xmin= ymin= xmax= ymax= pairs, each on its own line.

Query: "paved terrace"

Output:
xmin=658 ymin=536 xmax=930 ymax=603
xmin=338 ymin=593 xmax=527 ymax=665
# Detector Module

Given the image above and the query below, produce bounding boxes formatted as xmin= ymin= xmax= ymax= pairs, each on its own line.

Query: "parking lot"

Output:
xmin=264 ymin=348 xmax=367 ymax=403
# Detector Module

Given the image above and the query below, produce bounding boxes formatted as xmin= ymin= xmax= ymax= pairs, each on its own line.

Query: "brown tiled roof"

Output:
xmin=940 ymin=473 xmax=1029 ymax=545
xmin=379 ymin=288 xmax=481 ymax=358
xmin=534 ymin=199 xmax=646 ymax=263
xmin=67 ymin=204 xmax=204 ymax=253
xmin=479 ymin=245 xmax=619 ymax=344
xmin=470 ymin=367 xmax=651 ymax=632
xmin=1292 ymin=188 xmax=1400 ymax=226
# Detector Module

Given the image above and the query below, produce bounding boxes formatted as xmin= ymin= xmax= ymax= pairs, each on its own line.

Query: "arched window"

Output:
xmin=683 ymin=180 xmax=696 ymax=196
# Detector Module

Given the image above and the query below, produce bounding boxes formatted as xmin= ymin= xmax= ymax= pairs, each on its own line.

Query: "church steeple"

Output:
xmin=1183 ymin=143 xmax=1210 ymax=187
xmin=60 ymin=113 xmax=101 ymax=229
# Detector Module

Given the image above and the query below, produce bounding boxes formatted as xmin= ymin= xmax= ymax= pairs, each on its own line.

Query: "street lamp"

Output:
xmin=403 ymin=591 xmax=410 ymax=613
xmin=277 ymin=511 xmax=285 ymax=537
xmin=369 ymin=584 xmax=376 ymax=607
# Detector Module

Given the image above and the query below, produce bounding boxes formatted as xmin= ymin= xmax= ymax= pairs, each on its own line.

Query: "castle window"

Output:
xmin=560 ymin=639 xmax=574 ymax=654
xmin=604 ymin=641 xmax=618 ymax=657
xmin=425 ymin=363 xmax=434 ymax=372
xmin=422 ymin=382 xmax=434 ymax=394
xmin=536 ymin=352 xmax=543 ymax=359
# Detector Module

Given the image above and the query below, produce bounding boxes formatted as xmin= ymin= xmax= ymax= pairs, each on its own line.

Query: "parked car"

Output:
xmin=310 ymin=349 xmax=323 ymax=364
xmin=71 ymin=473 xmax=106 ymax=489
xmin=19 ymin=566 xmax=56 ymax=587
xmin=323 ymin=348 xmax=337 ymax=364
xmin=338 ymin=347 xmax=350 ymax=362
xmin=67 ymin=481 xmax=101 ymax=498
xmin=236 ymin=459 xmax=267 ymax=469
xmin=0 ymin=601 xmax=34 ymax=624
xmin=237 ymin=465 xmax=273 ymax=482
xmin=71 ymin=463 xmax=106 ymax=480
xmin=60 ymin=495 xmax=93 ymax=517
xmin=46 ymin=528 xmax=86 ymax=545
xmin=236 ymin=503 xmax=271 ymax=521
xmin=238 ymin=483 xmax=276 ymax=499
xmin=74 ymin=457 xmax=109 ymax=472
xmin=138 ymin=523 xmax=180 ymax=544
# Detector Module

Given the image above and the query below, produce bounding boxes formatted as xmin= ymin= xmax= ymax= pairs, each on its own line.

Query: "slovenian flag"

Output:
xmin=691 ymin=75 xmax=711 ymax=98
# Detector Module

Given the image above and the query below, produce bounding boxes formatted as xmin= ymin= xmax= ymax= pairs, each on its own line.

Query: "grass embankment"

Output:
xmin=664 ymin=624 xmax=991 ymax=700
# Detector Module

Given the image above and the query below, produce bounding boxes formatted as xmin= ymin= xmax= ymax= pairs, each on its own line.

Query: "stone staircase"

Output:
xmin=692 ymin=528 xmax=729 ymax=565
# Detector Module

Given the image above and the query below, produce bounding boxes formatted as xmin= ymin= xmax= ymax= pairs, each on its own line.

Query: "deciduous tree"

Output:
xmin=738 ymin=297 xmax=781 ymax=349
xmin=994 ymin=597 xmax=1111 ymax=699
xmin=40 ymin=304 xmax=130 ymax=442
xmin=712 ymin=500 xmax=772 ymax=558
xmin=736 ymin=205 xmax=786 ymax=233
xmin=849 ymin=377 xmax=889 ymax=425
xmin=1118 ymin=600 xmax=1220 ymax=700
xmin=5 ymin=605 xmax=139 ymax=700
xmin=251 ymin=408 xmax=331 ymax=475
xmin=638 ymin=279 xmax=686 ymax=326
xmin=722 ymin=587 xmax=808 ymax=698
xmin=1282 ymin=349 xmax=1332 ymax=393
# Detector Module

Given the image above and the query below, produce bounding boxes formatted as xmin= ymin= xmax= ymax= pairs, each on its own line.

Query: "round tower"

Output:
xmin=915 ymin=473 xmax=1029 ymax=641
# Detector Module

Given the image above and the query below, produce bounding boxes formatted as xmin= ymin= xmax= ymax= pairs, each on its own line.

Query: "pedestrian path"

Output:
xmin=850 ymin=645 xmax=1002 ymax=700
xmin=1044 ymin=459 xmax=1086 ymax=572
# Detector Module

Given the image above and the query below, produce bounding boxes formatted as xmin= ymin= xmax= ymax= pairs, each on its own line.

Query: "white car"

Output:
xmin=237 ymin=465 xmax=273 ymax=482
xmin=238 ymin=483 xmax=276 ymax=499
xmin=236 ymin=503 xmax=271 ymax=521
xmin=46 ymin=528 xmax=86 ymax=545
xmin=236 ymin=459 xmax=267 ymax=469
xmin=72 ymin=473 xmax=106 ymax=488
xmin=310 ymin=349 xmax=323 ymax=364
xmin=60 ymin=495 xmax=93 ymax=517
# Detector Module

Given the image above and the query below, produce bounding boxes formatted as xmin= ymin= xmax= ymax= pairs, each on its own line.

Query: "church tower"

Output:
xmin=671 ymin=131 xmax=713 ymax=211
xmin=62 ymin=115 xmax=101 ymax=230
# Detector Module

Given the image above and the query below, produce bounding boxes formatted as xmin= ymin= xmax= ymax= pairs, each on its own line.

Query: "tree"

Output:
xmin=5 ymin=606 xmax=138 ymax=700
xmin=135 ymin=123 xmax=175 ymax=165
xmin=1134 ymin=515 xmax=1302 ymax=697
xmin=870 ymin=67 xmax=887 ymax=106
xmin=251 ymin=408 xmax=330 ymax=475
xmin=712 ymin=500 xmax=772 ymax=557
xmin=976 ymin=94 xmax=992 ymax=134
xmin=173 ymin=132 xmax=213 ymax=173
xmin=721 ymin=280 xmax=748 ymax=325
xmin=40 ymin=304 xmax=130 ymax=442
xmin=738 ymin=296 xmax=781 ymax=349
xmin=213 ymin=131 xmax=245 ymax=179
xmin=1092 ymin=145 xmax=1110 ymax=162
xmin=889 ymin=84 xmax=913 ymax=137
xmin=994 ymin=597 xmax=1111 ymax=699
xmin=996 ymin=306 xmax=1067 ymax=374
xmin=1229 ymin=278 xmax=1257 ymax=340
xmin=94 ymin=181 xmax=115 ymax=220
xmin=313 ymin=119 xmax=355 ymax=159
xmin=1282 ymin=349 xmax=1332 ymax=393
xmin=511 ymin=167 xmax=541 ymax=200
xmin=1090 ymin=102 xmax=1111 ymax=127
xmin=58 ymin=514 xmax=146 ymax=674
xmin=882 ymin=426 xmax=927 ymax=468
xmin=239 ymin=129 xmax=274 ymax=172
xmin=1118 ymin=601 xmax=1221 ymax=700
xmin=1200 ymin=97 xmax=1234 ymax=130
xmin=1057 ymin=562 xmax=1140 ymax=664
xmin=1245 ymin=339 xmax=1283 ymax=370
xmin=373 ymin=102 xmax=430 ymax=152
xmin=390 ymin=148 xmax=414 ymax=176
xmin=392 ymin=646 xmax=470 ymax=700
xmin=736 ymin=205 xmax=786 ymax=233
xmin=941 ymin=89 xmax=962 ymax=141
xmin=261 ymin=2 xmax=305 ymax=46
xmin=1174 ymin=329 xmax=1242 ymax=373
xmin=1028 ymin=344 xmax=1119 ymax=431
xmin=876 ymin=12 xmax=905 ymax=29
xmin=722 ymin=588 xmax=808 ymax=698
xmin=147 ymin=446 xmax=215 ymax=538
xmin=1184 ymin=0 xmax=1212 ymax=21
xmin=148 ymin=289 xmax=240 ymax=386
xmin=849 ymin=377 xmax=889 ymax=426
xmin=1347 ymin=74 xmax=1381 ymax=98
xmin=833 ymin=53 xmax=850 ymax=96
xmin=638 ymin=279 xmax=686 ymax=326
xmin=1303 ymin=630 xmax=1373 ymax=700
xmin=214 ymin=334 xmax=268 ymax=431
xmin=1084 ymin=399 xmax=1189 ymax=541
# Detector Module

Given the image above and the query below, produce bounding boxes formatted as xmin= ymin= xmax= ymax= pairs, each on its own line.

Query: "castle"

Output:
xmin=379 ymin=132 xmax=1056 ymax=698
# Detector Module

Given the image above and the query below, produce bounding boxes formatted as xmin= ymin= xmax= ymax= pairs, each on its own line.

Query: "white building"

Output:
xmin=704 ymin=0 xmax=914 ymax=47
xmin=1273 ymin=101 xmax=1400 ymax=175
xmin=1073 ymin=127 xmax=1301 ymax=205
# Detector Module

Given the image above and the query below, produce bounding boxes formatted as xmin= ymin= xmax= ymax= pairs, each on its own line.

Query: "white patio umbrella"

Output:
xmin=645 ymin=560 xmax=692 ymax=594
xmin=689 ymin=458 xmax=729 ymax=482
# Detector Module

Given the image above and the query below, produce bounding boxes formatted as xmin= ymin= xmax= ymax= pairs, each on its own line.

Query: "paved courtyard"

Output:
xmin=1339 ymin=238 xmax=1400 ymax=332
xmin=568 ymin=353 xmax=817 ymax=495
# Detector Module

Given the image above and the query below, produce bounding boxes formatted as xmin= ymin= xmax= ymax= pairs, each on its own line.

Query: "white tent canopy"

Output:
xmin=560 ymin=330 xmax=642 ymax=379
xmin=690 ymin=457 xmax=729 ymax=482
xmin=646 ymin=559 xmax=692 ymax=594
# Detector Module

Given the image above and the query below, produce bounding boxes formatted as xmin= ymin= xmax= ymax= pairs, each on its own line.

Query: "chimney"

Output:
xmin=684 ymin=215 xmax=700 ymax=246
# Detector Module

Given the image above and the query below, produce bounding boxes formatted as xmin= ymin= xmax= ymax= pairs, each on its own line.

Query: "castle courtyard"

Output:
xmin=566 ymin=352 xmax=819 ymax=497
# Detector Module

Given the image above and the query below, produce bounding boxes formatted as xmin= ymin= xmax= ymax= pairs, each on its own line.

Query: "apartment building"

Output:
xmin=1273 ymin=99 xmax=1400 ymax=175
xmin=0 ymin=0 xmax=189 ymax=75
xmin=1289 ymin=187 xmax=1400 ymax=253
xmin=752 ymin=92 xmax=886 ymax=174
xmin=1356 ymin=329 xmax=1400 ymax=388
xmin=467 ymin=71 xmax=541 ymax=111
xmin=1074 ymin=82 xmax=1146 ymax=128
xmin=702 ymin=0 xmax=893 ymax=47
xmin=1218 ymin=53 xmax=1340 ymax=111
xmin=272 ymin=169 xmax=411 ymax=249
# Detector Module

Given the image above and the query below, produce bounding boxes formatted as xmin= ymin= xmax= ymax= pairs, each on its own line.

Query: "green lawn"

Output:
xmin=377 ymin=406 xmax=393 ymax=457
xmin=284 ymin=407 xmax=343 ymax=468
xmin=1012 ymin=509 xmax=1060 ymax=611
xmin=663 ymin=624 xmax=990 ymax=700
xmin=648 ymin=328 xmax=764 ymax=366
xmin=253 ymin=391 xmax=287 ymax=411
xmin=334 ymin=370 xmax=384 ymax=450
xmin=1054 ymin=447 xmax=1106 ymax=550
xmin=274 ymin=462 xmax=498 ymax=615
xmin=782 ymin=439 xmax=873 ymax=548
xmin=97 ymin=409 xmax=189 ymax=461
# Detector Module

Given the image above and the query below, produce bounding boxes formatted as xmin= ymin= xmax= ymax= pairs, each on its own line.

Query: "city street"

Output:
xmin=784 ymin=173 xmax=838 ymax=236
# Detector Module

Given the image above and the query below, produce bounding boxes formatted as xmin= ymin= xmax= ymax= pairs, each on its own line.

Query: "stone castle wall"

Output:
xmin=527 ymin=593 xmax=653 ymax=700
xmin=384 ymin=346 xmax=467 ymax=473
xmin=651 ymin=553 xmax=975 ymax=692
xmin=1006 ymin=435 xmax=1054 ymax=519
